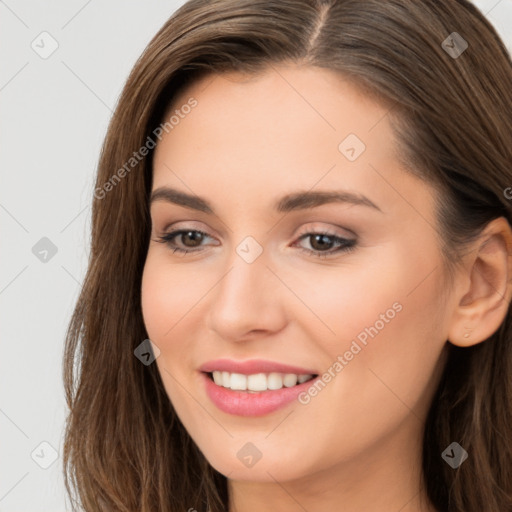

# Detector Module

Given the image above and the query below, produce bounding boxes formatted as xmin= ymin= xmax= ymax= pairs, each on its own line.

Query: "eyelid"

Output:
xmin=160 ymin=219 xmax=210 ymax=233
xmin=294 ymin=222 xmax=356 ymax=239
xmin=157 ymin=221 xmax=354 ymax=242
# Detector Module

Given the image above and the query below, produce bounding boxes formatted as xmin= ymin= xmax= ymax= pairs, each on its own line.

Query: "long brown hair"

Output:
xmin=62 ymin=1 xmax=512 ymax=510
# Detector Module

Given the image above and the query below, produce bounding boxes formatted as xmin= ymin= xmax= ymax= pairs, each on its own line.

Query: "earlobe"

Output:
xmin=447 ymin=217 xmax=512 ymax=348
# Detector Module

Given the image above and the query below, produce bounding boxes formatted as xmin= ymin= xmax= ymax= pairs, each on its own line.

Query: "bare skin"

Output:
xmin=141 ymin=64 xmax=512 ymax=512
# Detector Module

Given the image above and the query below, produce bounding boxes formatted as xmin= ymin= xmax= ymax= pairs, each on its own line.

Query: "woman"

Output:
xmin=63 ymin=0 xmax=512 ymax=510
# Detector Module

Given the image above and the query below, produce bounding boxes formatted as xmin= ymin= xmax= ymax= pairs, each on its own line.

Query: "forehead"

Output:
xmin=155 ymin=66 xmax=393 ymax=173
xmin=151 ymin=65 xmax=435 ymax=226
xmin=165 ymin=65 xmax=393 ymax=146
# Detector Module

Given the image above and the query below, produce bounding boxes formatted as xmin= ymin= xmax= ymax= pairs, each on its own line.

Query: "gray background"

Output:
xmin=1 ymin=1 xmax=511 ymax=510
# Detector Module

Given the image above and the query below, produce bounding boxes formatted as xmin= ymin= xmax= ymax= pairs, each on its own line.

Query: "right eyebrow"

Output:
xmin=150 ymin=187 xmax=214 ymax=213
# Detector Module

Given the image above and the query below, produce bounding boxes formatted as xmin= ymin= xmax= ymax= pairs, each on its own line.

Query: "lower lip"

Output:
xmin=201 ymin=372 xmax=318 ymax=417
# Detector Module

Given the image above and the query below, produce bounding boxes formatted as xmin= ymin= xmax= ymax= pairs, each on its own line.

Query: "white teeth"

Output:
xmin=210 ymin=371 xmax=313 ymax=391
xmin=247 ymin=373 xmax=267 ymax=391
xmin=267 ymin=372 xmax=283 ymax=390
xmin=230 ymin=373 xmax=247 ymax=390
xmin=283 ymin=373 xmax=298 ymax=387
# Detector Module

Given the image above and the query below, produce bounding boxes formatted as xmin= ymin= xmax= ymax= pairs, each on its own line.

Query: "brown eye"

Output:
xmin=157 ymin=229 xmax=214 ymax=254
xmin=179 ymin=230 xmax=205 ymax=247
xmin=309 ymin=233 xmax=337 ymax=251
xmin=294 ymin=231 xmax=357 ymax=259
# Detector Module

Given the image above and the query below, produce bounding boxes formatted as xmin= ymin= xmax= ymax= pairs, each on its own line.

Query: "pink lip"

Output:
xmin=200 ymin=372 xmax=320 ymax=417
xmin=199 ymin=358 xmax=318 ymax=375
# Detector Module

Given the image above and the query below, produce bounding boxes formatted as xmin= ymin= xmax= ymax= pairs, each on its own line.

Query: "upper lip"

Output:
xmin=199 ymin=358 xmax=318 ymax=375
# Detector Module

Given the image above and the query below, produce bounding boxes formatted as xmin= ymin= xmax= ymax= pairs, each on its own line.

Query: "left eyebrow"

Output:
xmin=149 ymin=186 xmax=382 ymax=214
xmin=275 ymin=189 xmax=382 ymax=213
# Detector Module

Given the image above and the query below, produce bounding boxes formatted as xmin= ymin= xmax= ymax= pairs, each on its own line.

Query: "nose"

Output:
xmin=205 ymin=248 xmax=287 ymax=342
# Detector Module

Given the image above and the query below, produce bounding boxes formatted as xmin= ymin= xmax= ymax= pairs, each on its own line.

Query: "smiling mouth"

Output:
xmin=205 ymin=371 xmax=318 ymax=393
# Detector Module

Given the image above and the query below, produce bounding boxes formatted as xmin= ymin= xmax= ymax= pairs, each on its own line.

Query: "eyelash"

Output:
xmin=155 ymin=228 xmax=357 ymax=259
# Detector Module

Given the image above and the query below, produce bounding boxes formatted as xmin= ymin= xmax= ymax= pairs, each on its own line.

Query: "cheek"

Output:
xmin=274 ymin=249 xmax=448 ymax=469
xmin=141 ymin=253 xmax=203 ymax=343
xmin=140 ymin=253 xmax=202 ymax=411
xmin=284 ymin=248 xmax=420 ymax=358
xmin=140 ymin=251 xmax=220 ymax=408
xmin=307 ymin=243 xmax=448 ymax=419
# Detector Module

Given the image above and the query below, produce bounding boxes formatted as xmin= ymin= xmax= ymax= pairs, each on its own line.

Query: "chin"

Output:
xmin=202 ymin=445 xmax=315 ymax=483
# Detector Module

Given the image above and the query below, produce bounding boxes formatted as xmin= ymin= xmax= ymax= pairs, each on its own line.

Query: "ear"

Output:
xmin=448 ymin=217 xmax=512 ymax=347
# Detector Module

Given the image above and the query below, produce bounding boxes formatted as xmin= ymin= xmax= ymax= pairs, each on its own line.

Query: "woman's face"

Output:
xmin=141 ymin=64 xmax=453 ymax=484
